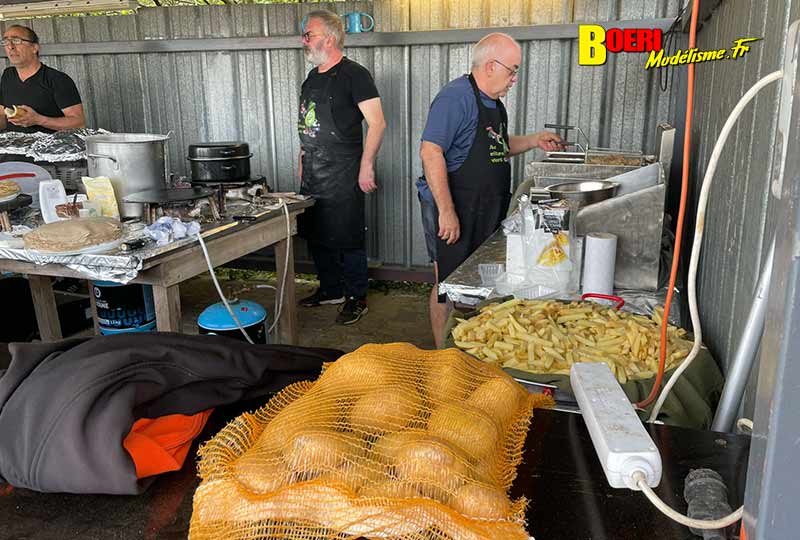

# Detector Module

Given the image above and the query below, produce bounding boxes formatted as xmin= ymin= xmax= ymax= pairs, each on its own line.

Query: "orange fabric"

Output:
xmin=123 ymin=409 xmax=213 ymax=479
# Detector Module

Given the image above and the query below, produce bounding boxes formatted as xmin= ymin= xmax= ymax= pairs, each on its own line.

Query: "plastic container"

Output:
xmin=92 ymin=281 xmax=156 ymax=333
xmin=198 ymin=299 xmax=268 ymax=344
xmin=38 ymin=179 xmax=68 ymax=224
xmin=478 ymin=263 xmax=504 ymax=286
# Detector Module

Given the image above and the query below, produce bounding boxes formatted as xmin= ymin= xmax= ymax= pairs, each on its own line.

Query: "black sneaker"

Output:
xmin=299 ymin=289 xmax=345 ymax=307
xmin=336 ymin=297 xmax=368 ymax=325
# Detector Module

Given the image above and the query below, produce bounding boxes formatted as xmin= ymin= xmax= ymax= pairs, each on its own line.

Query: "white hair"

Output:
xmin=471 ymin=33 xmax=520 ymax=69
xmin=307 ymin=9 xmax=345 ymax=50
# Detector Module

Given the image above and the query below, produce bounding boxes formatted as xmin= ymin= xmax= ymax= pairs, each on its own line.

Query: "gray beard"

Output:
xmin=304 ymin=47 xmax=328 ymax=66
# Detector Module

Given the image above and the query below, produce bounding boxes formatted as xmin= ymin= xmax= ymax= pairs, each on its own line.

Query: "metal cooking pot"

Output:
xmin=187 ymin=142 xmax=252 ymax=182
xmin=545 ymin=180 xmax=619 ymax=207
xmin=85 ymin=133 xmax=171 ymax=219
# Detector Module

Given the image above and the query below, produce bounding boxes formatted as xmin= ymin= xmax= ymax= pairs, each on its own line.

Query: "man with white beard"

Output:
xmin=297 ymin=9 xmax=386 ymax=326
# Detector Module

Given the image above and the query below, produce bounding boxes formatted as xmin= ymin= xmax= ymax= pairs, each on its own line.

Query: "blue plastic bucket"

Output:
xmin=93 ymin=281 xmax=156 ymax=333
xmin=99 ymin=319 xmax=157 ymax=335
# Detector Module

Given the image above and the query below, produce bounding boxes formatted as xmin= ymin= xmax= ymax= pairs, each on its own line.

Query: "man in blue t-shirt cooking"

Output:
xmin=418 ymin=33 xmax=564 ymax=347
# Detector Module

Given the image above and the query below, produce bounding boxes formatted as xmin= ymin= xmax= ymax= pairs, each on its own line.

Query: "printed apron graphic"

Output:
xmin=298 ymin=100 xmax=321 ymax=137
xmin=486 ymin=124 xmax=510 ymax=164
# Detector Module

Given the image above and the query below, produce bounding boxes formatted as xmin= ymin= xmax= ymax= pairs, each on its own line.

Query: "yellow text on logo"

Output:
xmin=579 ymin=25 xmax=607 ymax=66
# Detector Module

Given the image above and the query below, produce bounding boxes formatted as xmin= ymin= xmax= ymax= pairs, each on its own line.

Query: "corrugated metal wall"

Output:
xmin=0 ymin=0 xmax=680 ymax=269
xmin=689 ymin=1 xmax=794 ymax=399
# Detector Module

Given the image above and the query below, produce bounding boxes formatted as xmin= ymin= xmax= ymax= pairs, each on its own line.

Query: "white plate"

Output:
xmin=0 ymin=192 xmax=20 ymax=203
xmin=25 ymin=237 xmax=123 ymax=257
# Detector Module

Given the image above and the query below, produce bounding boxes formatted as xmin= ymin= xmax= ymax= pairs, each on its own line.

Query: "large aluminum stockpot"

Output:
xmin=85 ymin=134 xmax=170 ymax=219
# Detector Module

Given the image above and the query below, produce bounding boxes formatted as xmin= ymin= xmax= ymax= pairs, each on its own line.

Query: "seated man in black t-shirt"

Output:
xmin=0 ymin=25 xmax=85 ymax=134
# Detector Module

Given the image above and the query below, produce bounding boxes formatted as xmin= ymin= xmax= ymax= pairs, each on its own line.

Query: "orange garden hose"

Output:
xmin=636 ymin=0 xmax=701 ymax=410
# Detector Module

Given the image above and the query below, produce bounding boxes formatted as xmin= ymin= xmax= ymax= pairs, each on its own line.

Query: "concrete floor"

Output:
xmin=180 ymin=274 xmax=437 ymax=353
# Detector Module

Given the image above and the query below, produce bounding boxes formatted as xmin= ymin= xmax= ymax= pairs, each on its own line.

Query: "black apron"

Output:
xmin=437 ymin=74 xmax=512 ymax=281
xmin=297 ymin=59 xmax=365 ymax=249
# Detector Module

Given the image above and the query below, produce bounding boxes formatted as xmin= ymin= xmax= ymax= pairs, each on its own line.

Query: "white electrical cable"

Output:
xmin=267 ymin=200 xmax=291 ymax=335
xmin=632 ymin=471 xmax=744 ymax=530
xmin=648 ymin=70 xmax=784 ymax=422
xmin=736 ymin=417 xmax=754 ymax=433
xmin=197 ymin=230 xmax=254 ymax=344
xmin=195 ymin=199 xmax=292 ymax=342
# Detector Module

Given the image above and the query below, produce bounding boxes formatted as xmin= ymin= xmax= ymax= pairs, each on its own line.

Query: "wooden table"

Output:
xmin=0 ymin=200 xmax=312 ymax=345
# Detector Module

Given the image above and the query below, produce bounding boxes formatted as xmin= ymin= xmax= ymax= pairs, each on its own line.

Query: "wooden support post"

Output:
xmin=28 ymin=275 xmax=62 ymax=342
xmin=153 ymin=284 xmax=182 ymax=332
xmin=87 ymin=280 xmax=101 ymax=335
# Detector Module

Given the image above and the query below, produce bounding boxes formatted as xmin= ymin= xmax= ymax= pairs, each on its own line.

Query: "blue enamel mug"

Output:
xmin=342 ymin=12 xmax=374 ymax=33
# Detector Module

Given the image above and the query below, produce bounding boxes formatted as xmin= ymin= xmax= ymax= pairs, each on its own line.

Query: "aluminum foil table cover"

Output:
xmin=0 ymin=199 xmax=306 ymax=284
xmin=0 ymin=128 xmax=110 ymax=162
xmin=439 ymin=228 xmax=681 ymax=325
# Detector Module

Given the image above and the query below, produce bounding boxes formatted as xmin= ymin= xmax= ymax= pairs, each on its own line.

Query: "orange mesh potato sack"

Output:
xmin=189 ymin=342 xmax=552 ymax=540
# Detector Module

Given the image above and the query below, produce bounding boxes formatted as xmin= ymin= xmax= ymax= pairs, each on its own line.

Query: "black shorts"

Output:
xmin=418 ymin=190 xmax=439 ymax=263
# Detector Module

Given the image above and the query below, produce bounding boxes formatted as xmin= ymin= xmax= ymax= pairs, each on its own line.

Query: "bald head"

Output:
xmin=471 ymin=33 xmax=522 ymax=99
xmin=471 ymin=33 xmax=520 ymax=69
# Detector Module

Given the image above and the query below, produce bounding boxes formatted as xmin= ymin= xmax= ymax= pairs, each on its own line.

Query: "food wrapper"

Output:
xmin=82 ymin=176 xmax=120 ymax=219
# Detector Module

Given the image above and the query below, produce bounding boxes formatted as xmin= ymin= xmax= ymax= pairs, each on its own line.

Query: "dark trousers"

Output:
xmin=309 ymin=241 xmax=368 ymax=300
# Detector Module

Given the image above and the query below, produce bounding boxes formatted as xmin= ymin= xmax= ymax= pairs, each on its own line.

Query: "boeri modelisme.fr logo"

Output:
xmin=578 ymin=25 xmax=761 ymax=68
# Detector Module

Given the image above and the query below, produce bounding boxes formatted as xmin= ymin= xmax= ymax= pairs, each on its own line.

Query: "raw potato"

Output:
xmin=283 ymin=429 xmax=350 ymax=472
xmin=316 ymin=355 xmax=393 ymax=393
xmin=425 ymin=355 xmax=470 ymax=402
xmin=467 ymin=376 xmax=523 ymax=428
xmin=393 ymin=436 xmax=468 ymax=501
xmin=350 ymin=387 xmax=422 ymax=434
xmin=255 ymin=397 xmax=336 ymax=453
xmin=372 ymin=429 xmax=426 ymax=464
xmin=452 ymin=299 xmax=693 ymax=384
xmin=316 ymin=457 xmax=388 ymax=493
xmin=451 ymin=483 xmax=510 ymax=519
xmin=427 ymin=401 xmax=499 ymax=460
xmin=358 ymin=478 xmax=423 ymax=499
xmin=233 ymin=451 xmax=292 ymax=493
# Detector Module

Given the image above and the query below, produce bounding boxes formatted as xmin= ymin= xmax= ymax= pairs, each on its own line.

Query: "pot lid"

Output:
xmin=188 ymin=141 xmax=250 ymax=159
xmin=198 ymin=299 xmax=267 ymax=330
xmin=85 ymin=133 xmax=171 ymax=144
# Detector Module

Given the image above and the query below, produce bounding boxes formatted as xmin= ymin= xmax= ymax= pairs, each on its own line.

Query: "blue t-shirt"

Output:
xmin=421 ymin=75 xmax=499 ymax=172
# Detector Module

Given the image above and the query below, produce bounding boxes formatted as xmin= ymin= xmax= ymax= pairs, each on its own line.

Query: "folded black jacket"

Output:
xmin=0 ymin=333 xmax=342 ymax=494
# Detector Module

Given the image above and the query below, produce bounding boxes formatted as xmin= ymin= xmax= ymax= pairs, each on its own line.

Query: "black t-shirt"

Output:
xmin=300 ymin=57 xmax=379 ymax=142
xmin=0 ymin=64 xmax=82 ymax=133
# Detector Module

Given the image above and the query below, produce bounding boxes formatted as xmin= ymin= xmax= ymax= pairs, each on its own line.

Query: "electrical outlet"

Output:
xmin=773 ymin=20 xmax=800 ymax=199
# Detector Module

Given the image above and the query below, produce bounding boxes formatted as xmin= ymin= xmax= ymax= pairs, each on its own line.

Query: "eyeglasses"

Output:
xmin=301 ymin=31 xmax=322 ymax=43
xmin=493 ymin=59 xmax=519 ymax=77
xmin=1 ymin=37 xmax=35 ymax=47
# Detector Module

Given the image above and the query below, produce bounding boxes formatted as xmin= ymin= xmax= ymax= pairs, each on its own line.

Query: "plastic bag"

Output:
xmin=82 ymin=176 xmax=120 ymax=219
xmin=189 ymin=343 xmax=553 ymax=540
xmin=145 ymin=216 xmax=201 ymax=246
xmin=501 ymin=196 xmax=577 ymax=299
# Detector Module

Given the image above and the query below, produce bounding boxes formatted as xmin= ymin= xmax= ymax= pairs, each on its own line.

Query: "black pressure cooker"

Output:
xmin=187 ymin=142 xmax=252 ymax=182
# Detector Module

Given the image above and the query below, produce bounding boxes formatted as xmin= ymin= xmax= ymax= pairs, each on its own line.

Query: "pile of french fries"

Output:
xmin=451 ymin=298 xmax=692 ymax=384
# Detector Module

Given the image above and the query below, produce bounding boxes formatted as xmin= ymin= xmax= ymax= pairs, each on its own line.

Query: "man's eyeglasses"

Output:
xmin=493 ymin=59 xmax=519 ymax=77
xmin=1 ymin=37 xmax=35 ymax=47
xmin=301 ymin=31 xmax=321 ymax=43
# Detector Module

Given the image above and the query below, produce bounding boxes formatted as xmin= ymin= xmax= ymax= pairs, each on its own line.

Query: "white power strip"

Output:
xmin=570 ymin=363 xmax=662 ymax=490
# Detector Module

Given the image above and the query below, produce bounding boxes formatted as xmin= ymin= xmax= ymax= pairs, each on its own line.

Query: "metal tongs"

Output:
xmin=544 ymin=123 xmax=590 ymax=153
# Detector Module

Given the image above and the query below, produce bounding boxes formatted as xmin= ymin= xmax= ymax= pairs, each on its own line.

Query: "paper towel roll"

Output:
xmin=582 ymin=232 xmax=617 ymax=296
